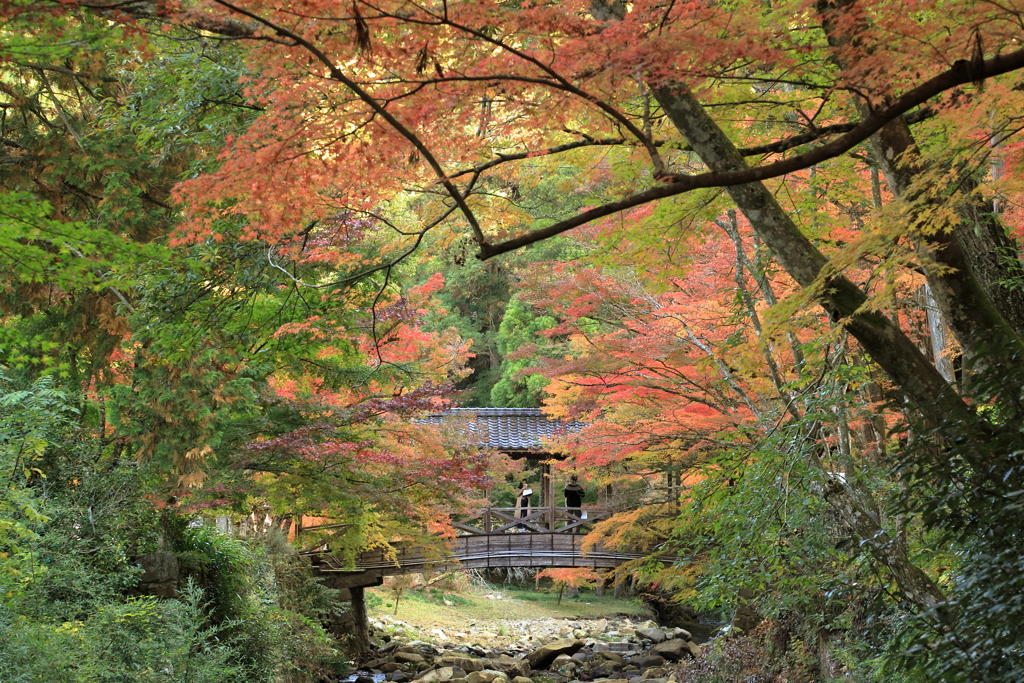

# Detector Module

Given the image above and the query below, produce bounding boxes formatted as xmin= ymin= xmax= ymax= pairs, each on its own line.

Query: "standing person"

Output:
xmin=514 ymin=479 xmax=532 ymax=531
xmin=564 ymin=474 xmax=585 ymax=532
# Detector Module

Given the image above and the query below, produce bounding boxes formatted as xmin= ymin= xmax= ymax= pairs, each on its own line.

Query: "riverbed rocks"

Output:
xmin=648 ymin=640 xmax=687 ymax=662
xmin=396 ymin=652 xmax=427 ymax=665
xmin=527 ymin=638 xmax=584 ymax=669
xmin=634 ymin=628 xmax=666 ymax=644
xmin=360 ymin=614 xmax=707 ymax=683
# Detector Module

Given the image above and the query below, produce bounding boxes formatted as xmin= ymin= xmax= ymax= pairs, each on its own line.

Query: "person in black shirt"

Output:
xmin=564 ymin=474 xmax=585 ymax=533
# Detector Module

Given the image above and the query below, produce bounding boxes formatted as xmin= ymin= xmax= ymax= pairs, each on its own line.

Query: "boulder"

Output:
xmin=527 ymin=639 xmax=584 ymax=670
xmin=441 ymin=656 xmax=484 ymax=672
xmin=511 ymin=677 xmax=533 ymax=683
xmin=388 ymin=673 xmax=411 ymax=683
xmin=381 ymin=663 xmax=403 ymax=673
xmin=467 ymin=671 xmax=509 ymax=683
xmin=597 ymin=651 xmax=625 ymax=664
xmin=483 ymin=659 xmax=530 ymax=677
xmin=136 ymin=552 xmax=178 ymax=584
xmin=395 ymin=652 xmax=427 ymax=665
xmin=416 ymin=667 xmax=456 ymax=682
xmin=668 ymin=628 xmax=691 ymax=642
xmin=635 ymin=628 xmax=666 ymax=643
xmin=405 ymin=641 xmax=443 ymax=656
xmin=631 ymin=655 xmax=665 ymax=669
xmin=135 ymin=552 xmax=179 ymax=598
xmin=649 ymin=639 xmax=689 ymax=662
xmin=686 ymin=641 xmax=701 ymax=658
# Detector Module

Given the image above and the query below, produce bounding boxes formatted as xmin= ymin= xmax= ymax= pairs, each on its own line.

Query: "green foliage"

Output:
xmin=0 ymin=581 xmax=241 ymax=683
xmin=164 ymin=517 xmax=253 ymax=623
xmin=883 ymin=334 xmax=1024 ymax=682
xmin=490 ymin=297 xmax=560 ymax=407
xmin=0 ymin=368 xmax=344 ymax=681
xmin=0 ymin=372 xmax=73 ymax=589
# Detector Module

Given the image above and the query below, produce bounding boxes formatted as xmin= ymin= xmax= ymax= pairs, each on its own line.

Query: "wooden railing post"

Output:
xmin=484 ymin=508 xmax=491 ymax=533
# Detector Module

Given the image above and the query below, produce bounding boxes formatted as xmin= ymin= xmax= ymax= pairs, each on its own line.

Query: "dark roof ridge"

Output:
xmin=419 ymin=406 xmax=586 ymax=452
xmin=434 ymin=407 xmax=545 ymax=415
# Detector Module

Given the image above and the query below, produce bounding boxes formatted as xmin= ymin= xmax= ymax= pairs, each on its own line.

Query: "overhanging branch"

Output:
xmin=478 ymin=50 xmax=1024 ymax=259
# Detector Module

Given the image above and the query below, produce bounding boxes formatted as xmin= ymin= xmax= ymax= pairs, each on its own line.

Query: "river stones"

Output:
xmin=441 ymin=656 xmax=484 ymax=672
xmin=667 ymin=628 xmax=691 ymax=642
xmin=630 ymin=654 xmax=665 ymax=669
xmin=466 ymin=671 xmax=509 ymax=683
xmin=415 ymin=666 xmax=464 ymax=682
xmin=648 ymin=639 xmax=694 ymax=662
xmin=527 ymin=639 xmax=584 ymax=670
xmin=482 ymin=658 xmax=530 ymax=677
xmin=372 ymin=612 xmax=710 ymax=683
xmin=635 ymin=628 xmax=666 ymax=643
xmin=638 ymin=666 xmax=671 ymax=679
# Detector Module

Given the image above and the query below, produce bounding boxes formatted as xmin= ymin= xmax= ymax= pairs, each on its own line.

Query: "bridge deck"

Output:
xmin=314 ymin=532 xmax=642 ymax=576
xmin=305 ymin=507 xmax=648 ymax=587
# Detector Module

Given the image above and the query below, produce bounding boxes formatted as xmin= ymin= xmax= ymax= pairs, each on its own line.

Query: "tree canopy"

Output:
xmin=4 ymin=0 xmax=1024 ymax=679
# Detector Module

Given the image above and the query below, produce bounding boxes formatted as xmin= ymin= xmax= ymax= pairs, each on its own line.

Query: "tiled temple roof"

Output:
xmin=420 ymin=407 xmax=586 ymax=453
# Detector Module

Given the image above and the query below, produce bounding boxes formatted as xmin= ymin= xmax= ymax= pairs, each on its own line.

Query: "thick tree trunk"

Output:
xmin=856 ymin=115 xmax=1023 ymax=360
xmin=921 ymin=284 xmax=956 ymax=383
xmin=821 ymin=476 xmax=945 ymax=607
xmin=816 ymin=0 xmax=1024 ymax=356
xmin=951 ymin=191 xmax=1024 ymax=338
xmin=652 ymin=86 xmax=973 ymax=434
xmin=652 ymin=85 xmax=953 ymax=610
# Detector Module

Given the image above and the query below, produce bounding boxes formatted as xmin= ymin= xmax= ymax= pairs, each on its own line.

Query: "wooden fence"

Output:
xmin=452 ymin=506 xmax=614 ymax=535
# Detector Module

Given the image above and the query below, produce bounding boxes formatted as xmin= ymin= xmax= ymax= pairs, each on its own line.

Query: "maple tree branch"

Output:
xmin=208 ymin=0 xmax=485 ymax=246
xmin=50 ymin=0 xmax=294 ymax=43
xmin=446 ymin=136 xmax=624 ymax=180
xmin=363 ymin=0 xmax=667 ymax=175
xmin=445 ymin=109 xmax=935 ymax=191
xmin=479 ymin=49 xmax=1024 ymax=259
xmin=267 ymin=204 xmax=460 ymax=291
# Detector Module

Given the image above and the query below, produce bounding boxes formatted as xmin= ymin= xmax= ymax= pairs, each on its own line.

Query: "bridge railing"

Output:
xmin=452 ymin=506 xmax=614 ymax=535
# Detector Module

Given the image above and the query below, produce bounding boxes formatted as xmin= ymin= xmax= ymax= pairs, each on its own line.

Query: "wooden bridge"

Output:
xmin=309 ymin=506 xmax=645 ymax=585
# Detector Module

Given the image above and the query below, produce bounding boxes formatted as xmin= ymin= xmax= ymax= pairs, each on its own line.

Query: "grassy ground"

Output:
xmin=367 ymin=581 xmax=650 ymax=634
